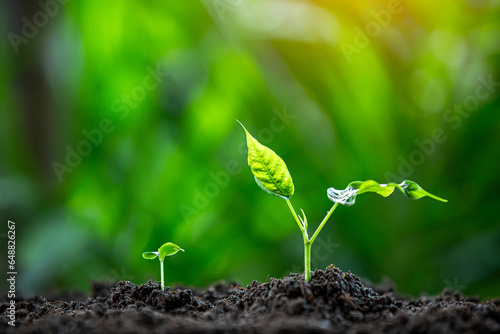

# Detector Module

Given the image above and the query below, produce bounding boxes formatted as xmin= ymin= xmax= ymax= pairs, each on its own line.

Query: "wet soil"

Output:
xmin=1 ymin=266 xmax=499 ymax=333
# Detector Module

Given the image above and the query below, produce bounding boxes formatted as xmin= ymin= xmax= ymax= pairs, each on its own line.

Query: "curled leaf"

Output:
xmin=400 ymin=180 xmax=448 ymax=201
xmin=327 ymin=180 xmax=447 ymax=206
xmin=238 ymin=121 xmax=294 ymax=199
xmin=326 ymin=185 xmax=359 ymax=206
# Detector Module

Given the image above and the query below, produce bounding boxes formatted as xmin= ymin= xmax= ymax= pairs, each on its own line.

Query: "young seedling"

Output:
xmin=142 ymin=242 xmax=184 ymax=291
xmin=237 ymin=121 xmax=447 ymax=282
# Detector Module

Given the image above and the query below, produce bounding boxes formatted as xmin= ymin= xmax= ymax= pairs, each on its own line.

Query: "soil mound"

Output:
xmin=2 ymin=266 xmax=499 ymax=333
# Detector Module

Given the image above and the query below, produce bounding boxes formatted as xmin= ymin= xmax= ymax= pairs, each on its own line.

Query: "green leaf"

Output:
xmin=357 ymin=180 xmax=396 ymax=197
xmin=158 ymin=242 xmax=184 ymax=260
xmin=400 ymin=180 xmax=448 ymax=201
xmin=238 ymin=121 xmax=294 ymax=199
xmin=327 ymin=180 xmax=447 ymax=206
xmin=142 ymin=252 xmax=159 ymax=260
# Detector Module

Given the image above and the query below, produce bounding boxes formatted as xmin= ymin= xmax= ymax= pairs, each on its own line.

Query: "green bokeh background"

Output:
xmin=1 ymin=0 xmax=499 ymax=299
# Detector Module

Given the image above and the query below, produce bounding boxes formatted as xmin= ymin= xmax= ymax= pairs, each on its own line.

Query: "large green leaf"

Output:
xmin=238 ymin=121 xmax=294 ymax=199
xmin=327 ymin=180 xmax=447 ymax=206
xmin=158 ymin=242 xmax=184 ymax=259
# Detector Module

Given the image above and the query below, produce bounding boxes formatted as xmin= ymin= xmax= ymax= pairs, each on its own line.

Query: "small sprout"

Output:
xmin=142 ymin=242 xmax=184 ymax=291
xmin=238 ymin=121 xmax=447 ymax=282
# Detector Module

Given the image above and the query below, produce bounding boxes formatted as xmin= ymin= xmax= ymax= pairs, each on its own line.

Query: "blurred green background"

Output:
xmin=1 ymin=0 xmax=499 ymax=299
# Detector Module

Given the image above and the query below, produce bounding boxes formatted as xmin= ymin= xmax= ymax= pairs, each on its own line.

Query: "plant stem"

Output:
xmin=309 ymin=202 xmax=339 ymax=245
xmin=160 ymin=260 xmax=165 ymax=291
xmin=304 ymin=241 xmax=311 ymax=281
xmin=286 ymin=200 xmax=339 ymax=282
xmin=286 ymin=198 xmax=312 ymax=281
xmin=286 ymin=199 xmax=307 ymax=240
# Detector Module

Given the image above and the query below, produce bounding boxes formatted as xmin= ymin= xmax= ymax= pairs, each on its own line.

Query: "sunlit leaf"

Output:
xmin=327 ymin=180 xmax=447 ymax=206
xmin=238 ymin=121 xmax=294 ymax=199
xmin=357 ymin=180 xmax=396 ymax=197
xmin=159 ymin=242 xmax=184 ymax=259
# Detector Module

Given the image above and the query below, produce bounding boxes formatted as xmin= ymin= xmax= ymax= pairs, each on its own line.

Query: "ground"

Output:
xmin=1 ymin=266 xmax=499 ymax=333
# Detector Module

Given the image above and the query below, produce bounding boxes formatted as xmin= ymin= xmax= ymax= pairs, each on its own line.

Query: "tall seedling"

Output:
xmin=238 ymin=121 xmax=447 ymax=281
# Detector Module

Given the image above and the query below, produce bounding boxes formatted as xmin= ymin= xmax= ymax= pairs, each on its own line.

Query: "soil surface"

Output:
xmin=1 ymin=266 xmax=499 ymax=333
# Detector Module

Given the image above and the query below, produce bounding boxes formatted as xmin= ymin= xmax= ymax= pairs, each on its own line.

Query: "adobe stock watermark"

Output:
xmin=384 ymin=74 xmax=499 ymax=182
xmin=64 ymin=319 xmax=81 ymax=334
xmin=236 ymin=317 xmax=254 ymax=334
xmin=7 ymin=0 xmax=71 ymax=54
xmin=205 ymin=0 xmax=243 ymax=22
xmin=178 ymin=106 xmax=296 ymax=222
xmin=109 ymin=267 xmax=136 ymax=282
xmin=443 ymin=277 xmax=467 ymax=293
xmin=6 ymin=220 xmax=17 ymax=327
xmin=339 ymin=0 xmax=406 ymax=64
xmin=281 ymin=234 xmax=340 ymax=278
xmin=52 ymin=65 xmax=170 ymax=182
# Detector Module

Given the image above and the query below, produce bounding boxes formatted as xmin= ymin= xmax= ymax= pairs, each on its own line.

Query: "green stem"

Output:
xmin=160 ymin=260 xmax=165 ymax=291
xmin=309 ymin=202 xmax=339 ymax=245
xmin=286 ymin=199 xmax=339 ymax=282
xmin=286 ymin=199 xmax=307 ymax=240
xmin=286 ymin=198 xmax=312 ymax=281
xmin=304 ymin=241 xmax=311 ymax=281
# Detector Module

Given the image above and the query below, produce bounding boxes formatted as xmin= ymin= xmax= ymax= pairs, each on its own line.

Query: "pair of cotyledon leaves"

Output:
xmin=142 ymin=242 xmax=184 ymax=261
xmin=238 ymin=121 xmax=447 ymax=205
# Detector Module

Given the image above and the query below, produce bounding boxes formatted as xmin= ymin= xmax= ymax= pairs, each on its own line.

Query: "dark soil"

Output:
xmin=1 ymin=266 xmax=499 ymax=333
